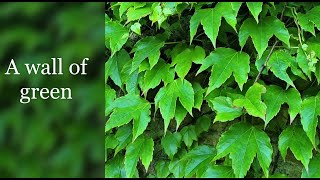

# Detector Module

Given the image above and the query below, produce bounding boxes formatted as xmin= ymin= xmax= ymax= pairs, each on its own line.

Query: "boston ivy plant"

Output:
xmin=105 ymin=2 xmax=320 ymax=178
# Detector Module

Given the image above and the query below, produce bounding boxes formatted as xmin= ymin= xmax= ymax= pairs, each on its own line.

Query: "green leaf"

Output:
xmin=213 ymin=122 xmax=273 ymax=178
xmin=267 ymin=50 xmax=296 ymax=88
xmin=211 ymin=96 xmax=242 ymax=122
xmin=114 ymin=124 xmax=132 ymax=156
xmin=155 ymin=78 xmax=194 ymax=133
xmin=195 ymin=115 xmax=211 ymax=135
xmin=156 ymin=161 xmax=170 ymax=178
xmin=246 ymin=2 xmax=263 ymax=23
xmin=193 ymin=82 xmax=205 ymax=110
xmin=161 ymin=131 xmax=182 ymax=160
xmin=105 ymin=84 xmax=116 ymax=116
xmin=301 ymin=154 xmax=320 ymax=178
xmin=300 ymin=93 xmax=320 ymax=146
xmin=181 ymin=125 xmax=197 ymax=148
xmin=297 ymin=6 xmax=320 ymax=36
xmin=182 ymin=145 xmax=216 ymax=177
xmin=233 ymin=83 xmax=267 ymax=121
xmin=262 ymin=85 xmax=301 ymax=126
xmin=105 ymin=49 xmax=130 ymax=88
xmin=190 ymin=2 xmax=241 ymax=47
xmin=196 ymin=48 xmax=250 ymax=95
xmin=175 ymin=102 xmax=187 ymax=130
xmin=141 ymin=59 xmax=171 ymax=94
xmin=278 ymin=125 xmax=313 ymax=171
xmin=239 ymin=16 xmax=290 ymax=58
xmin=199 ymin=165 xmax=234 ymax=178
xmin=131 ymin=36 xmax=165 ymax=72
xmin=105 ymin=154 xmax=127 ymax=178
xmin=130 ymin=22 xmax=141 ymax=35
xmin=171 ymin=46 xmax=205 ymax=79
xmin=105 ymin=94 xmax=151 ymax=141
xmin=125 ymin=135 xmax=154 ymax=177
xmin=105 ymin=21 xmax=129 ymax=57
xmin=169 ymin=159 xmax=186 ymax=178
xmin=126 ymin=6 xmax=152 ymax=22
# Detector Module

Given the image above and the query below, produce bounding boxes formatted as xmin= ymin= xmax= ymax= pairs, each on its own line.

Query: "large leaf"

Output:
xmin=262 ymin=85 xmax=301 ymax=126
xmin=213 ymin=122 xmax=273 ymax=178
xmin=105 ymin=94 xmax=151 ymax=141
xmin=196 ymin=48 xmax=250 ymax=95
xmin=278 ymin=125 xmax=313 ymax=171
xmin=300 ymin=92 xmax=320 ymax=146
xmin=125 ymin=135 xmax=154 ymax=177
xmin=155 ymin=78 xmax=194 ymax=133
xmin=105 ymin=154 xmax=127 ymax=178
xmin=105 ymin=21 xmax=129 ymax=56
xmin=239 ymin=16 xmax=290 ymax=58
xmin=131 ymin=36 xmax=165 ymax=72
xmin=233 ymin=83 xmax=267 ymax=121
xmin=190 ymin=2 xmax=241 ymax=47
xmin=297 ymin=6 xmax=320 ymax=36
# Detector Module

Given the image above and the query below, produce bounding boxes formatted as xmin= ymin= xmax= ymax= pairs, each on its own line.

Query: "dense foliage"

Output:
xmin=105 ymin=2 xmax=320 ymax=178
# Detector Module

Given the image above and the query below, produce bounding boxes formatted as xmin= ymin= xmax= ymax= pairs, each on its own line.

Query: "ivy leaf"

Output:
xmin=105 ymin=84 xmax=116 ymax=116
xmin=155 ymin=78 xmax=194 ymax=133
xmin=169 ymin=159 xmax=187 ymax=178
xmin=233 ymin=83 xmax=267 ymax=121
xmin=267 ymin=50 xmax=296 ymax=88
xmin=130 ymin=22 xmax=141 ymax=35
xmin=105 ymin=94 xmax=151 ymax=141
xmin=211 ymin=96 xmax=242 ymax=123
xmin=190 ymin=2 xmax=241 ymax=47
xmin=141 ymin=59 xmax=171 ymax=94
xmin=213 ymin=122 xmax=273 ymax=178
xmin=105 ymin=154 xmax=127 ymax=178
xmin=181 ymin=125 xmax=197 ymax=148
xmin=105 ymin=49 xmax=130 ymax=88
xmin=246 ymin=2 xmax=263 ymax=23
xmin=300 ymin=93 xmax=320 ymax=146
xmin=182 ymin=145 xmax=216 ymax=177
xmin=262 ymin=85 xmax=301 ymax=126
xmin=278 ymin=125 xmax=313 ymax=172
xmin=114 ymin=124 xmax=132 ymax=156
xmin=175 ymin=103 xmax=188 ymax=130
xmin=297 ymin=6 xmax=320 ymax=36
xmin=193 ymin=82 xmax=205 ymax=110
xmin=161 ymin=131 xmax=182 ymax=160
xmin=239 ymin=16 xmax=290 ymax=58
xmin=196 ymin=48 xmax=250 ymax=95
xmin=156 ymin=161 xmax=170 ymax=178
xmin=195 ymin=115 xmax=211 ymax=135
xmin=126 ymin=6 xmax=152 ymax=22
xmin=199 ymin=165 xmax=234 ymax=178
xmin=301 ymin=154 xmax=320 ymax=178
xmin=171 ymin=46 xmax=205 ymax=79
xmin=105 ymin=21 xmax=129 ymax=57
xmin=125 ymin=135 xmax=154 ymax=178
xmin=131 ymin=36 xmax=165 ymax=72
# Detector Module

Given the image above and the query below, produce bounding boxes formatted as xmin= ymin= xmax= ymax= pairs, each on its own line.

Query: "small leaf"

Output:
xmin=126 ymin=6 xmax=152 ymax=22
xmin=297 ymin=6 xmax=320 ymax=36
xmin=130 ymin=22 xmax=141 ymax=35
xmin=156 ymin=161 xmax=170 ymax=178
xmin=200 ymin=164 xmax=234 ymax=178
xmin=161 ymin=131 xmax=182 ymax=160
xmin=125 ymin=135 xmax=154 ymax=177
xmin=213 ymin=122 xmax=273 ymax=178
xmin=131 ymin=36 xmax=165 ymax=72
xmin=301 ymin=154 xmax=320 ymax=178
xmin=195 ymin=115 xmax=211 ymax=135
xmin=278 ymin=125 xmax=313 ymax=171
xmin=211 ymin=96 xmax=242 ymax=122
xmin=181 ymin=125 xmax=197 ymax=148
xmin=105 ymin=21 xmax=129 ymax=57
xmin=114 ymin=124 xmax=132 ymax=156
xmin=105 ymin=154 xmax=126 ymax=178
xmin=233 ymin=83 xmax=267 ymax=121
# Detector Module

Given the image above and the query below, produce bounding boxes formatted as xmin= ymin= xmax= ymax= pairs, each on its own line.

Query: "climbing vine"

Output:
xmin=105 ymin=2 xmax=320 ymax=178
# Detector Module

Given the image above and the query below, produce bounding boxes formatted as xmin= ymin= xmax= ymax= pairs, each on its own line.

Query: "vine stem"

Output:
xmin=254 ymin=40 xmax=278 ymax=83
xmin=254 ymin=2 xmax=287 ymax=83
